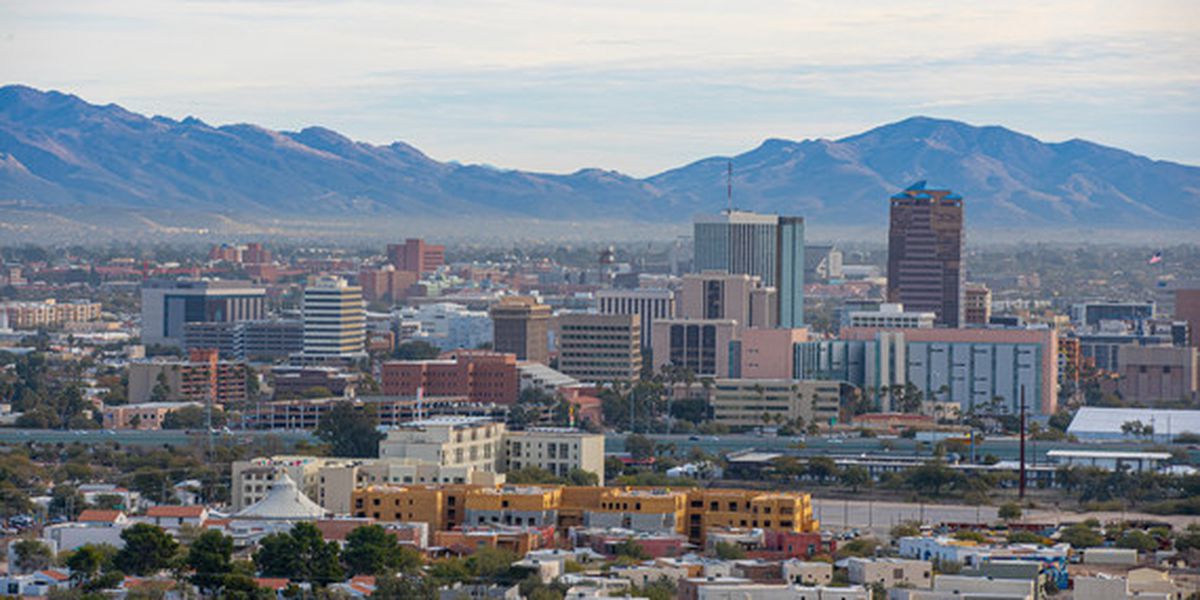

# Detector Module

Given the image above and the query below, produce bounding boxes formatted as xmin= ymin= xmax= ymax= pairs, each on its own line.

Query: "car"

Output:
xmin=688 ymin=435 xmax=701 ymax=441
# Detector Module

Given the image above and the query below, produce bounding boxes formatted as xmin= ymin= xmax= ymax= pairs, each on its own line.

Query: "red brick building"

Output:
xmin=387 ymin=238 xmax=445 ymax=274
xmin=359 ymin=267 xmax=419 ymax=303
xmin=381 ymin=350 xmax=519 ymax=404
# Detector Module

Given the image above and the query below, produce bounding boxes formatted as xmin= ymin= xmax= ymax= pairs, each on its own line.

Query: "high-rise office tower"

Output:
xmin=886 ymin=182 xmax=965 ymax=328
xmin=693 ymin=210 xmax=805 ymax=328
xmin=596 ymin=288 xmax=674 ymax=350
xmin=489 ymin=296 xmax=551 ymax=364
xmin=387 ymin=238 xmax=446 ymax=274
xmin=141 ymin=279 xmax=267 ymax=347
xmin=556 ymin=313 xmax=642 ymax=383
xmin=302 ymin=276 xmax=366 ymax=359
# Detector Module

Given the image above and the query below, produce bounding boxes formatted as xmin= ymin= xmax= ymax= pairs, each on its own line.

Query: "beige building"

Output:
xmin=231 ymin=455 xmax=340 ymax=511
xmin=378 ymin=417 xmax=506 ymax=472
xmin=101 ymin=401 xmax=202 ymax=430
xmin=503 ymin=428 xmax=606 ymax=483
xmin=2 ymin=299 xmax=102 ymax=329
xmin=1114 ymin=345 xmax=1199 ymax=405
xmin=846 ymin=557 xmax=932 ymax=589
xmin=963 ymin=284 xmax=992 ymax=326
xmin=314 ymin=459 xmax=503 ymax=515
xmin=1074 ymin=569 xmax=1184 ymax=600
xmin=782 ymin=560 xmax=834 ymax=586
xmin=127 ymin=349 xmax=247 ymax=406
xmin=708 ymin=379 xmax=846 ymax=428
xmin=556 ymin=313 xmax=641 ymax=383
xmin=680 ymin=272 xmax=776 ymax=328
xmin=651 ymin=318 xmax=740 ymax=378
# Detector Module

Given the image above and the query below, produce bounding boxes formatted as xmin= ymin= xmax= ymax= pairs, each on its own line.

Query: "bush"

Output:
xmin=998 ymin=502 xmax=1023 ymax=521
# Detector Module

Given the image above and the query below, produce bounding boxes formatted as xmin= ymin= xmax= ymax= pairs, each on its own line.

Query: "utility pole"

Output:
xmin=1019 ymin=385 xmax=1027 ymax=500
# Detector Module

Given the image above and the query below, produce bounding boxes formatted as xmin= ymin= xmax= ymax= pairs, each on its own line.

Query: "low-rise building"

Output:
xmin=101 ymin=401 xmax=203 ymax=430
xmin=846 ymin=557 xmax=932 ymax=589
xmin=381 ymin=351 xmax=520 ymax=404
xmin=503 ymin=428 xmax=605 ymax=483
xmin=1 ymin=299 xmax=102 ymax=329
xmin=707 ymin=379 xmax=847 ymax=429
xmin=127 ymin=348 xmax=247 ymax=406
xmin=378 ymin=417 xmax=506 ymax=472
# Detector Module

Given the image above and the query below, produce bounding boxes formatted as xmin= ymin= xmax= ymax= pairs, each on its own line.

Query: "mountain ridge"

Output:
xmin=1 ymin=84 xmax=1198 ymax=228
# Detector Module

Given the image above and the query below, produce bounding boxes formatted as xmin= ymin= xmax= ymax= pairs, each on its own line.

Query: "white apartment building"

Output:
xmin=398 ymin=302 xmax=493 ymax=351
xmin=378 ymin=416 xmax=506 ymax=472
xmin=848 ymin=303 xmax=935 ymax=329
xmin=503 ymin=428 xmax=606 ymax=483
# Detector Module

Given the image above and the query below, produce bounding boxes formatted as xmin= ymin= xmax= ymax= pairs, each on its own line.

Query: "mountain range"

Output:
xmin=1 ymin=84 xmax=1198 ymax=232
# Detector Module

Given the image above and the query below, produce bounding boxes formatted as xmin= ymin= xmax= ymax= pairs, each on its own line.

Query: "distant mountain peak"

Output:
xmin=0 ymin=85 xmax=1196 ymax=229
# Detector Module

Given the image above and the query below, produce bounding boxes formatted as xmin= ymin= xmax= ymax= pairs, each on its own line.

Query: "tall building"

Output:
xmin=141 ymin=280 xmax=266 ymax=347
xmin=963 ymin=284 xmax=992 ymax=326
xmin=693 ymin=210 xmax=805 ymax=328
xmin=388 ymin=238 xmax=445 ymax=274
xmin=398 ymin=303 xmax=493 ymax=351
xmin=556 ymin=313 xmax=642 ymax=383
xmin=595 ymin=288 xmax=674 ymax=350
xmin=302 ymin=276 xmax=366 ymax=360
xmin=1071 ymin=300 xmax=1155 ymax=327
xmin=1176 ymin=288 xmax=1200 ymax=349
xmin=679 ymin=272 xmax=776 ymax=328
xmin=127 ymin=348 xmax=247 ymax=406
xmin=490 ymin=296 xmax=551 ymax=364
xmin=886 ymin=182 xmax=965 ymax=328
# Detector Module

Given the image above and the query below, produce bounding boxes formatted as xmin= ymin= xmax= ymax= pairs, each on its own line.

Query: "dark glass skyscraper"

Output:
xmin=886 ymin=181 xmax=964 ymax=328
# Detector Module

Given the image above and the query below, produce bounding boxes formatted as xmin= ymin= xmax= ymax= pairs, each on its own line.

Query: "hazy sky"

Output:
xmin=3 ymin=0 xmax=1198 ymax=175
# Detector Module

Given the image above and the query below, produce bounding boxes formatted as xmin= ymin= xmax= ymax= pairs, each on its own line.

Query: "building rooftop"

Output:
xmin=1068 ymin=407 xmax=1200 ymax=436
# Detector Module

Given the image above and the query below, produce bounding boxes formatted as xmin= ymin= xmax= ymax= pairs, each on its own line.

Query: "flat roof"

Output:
xmin=1046 ymin=450 xmax=1172 ymax=460
xmin=1067 ymin=407 xmax=1200 ymax=435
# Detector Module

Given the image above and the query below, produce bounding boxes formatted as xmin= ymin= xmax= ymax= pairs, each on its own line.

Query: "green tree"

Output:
xmin=49 ymin=485 xmax=85 ymax=519
xmin=904 ymin=461 xmax=965 ymax=496
xmin=114 ymin=523 xmax=180 ymax=576
xmin=162 ymin=405 xmax=226 ymax=429
xmin=253 ymin=522 xmax=344 ymax=586
xmin=839 ymin=465 xmax=871 ymax=492
xmin=467 ymin=547 xmax=517 ymax=580
xmin=1115 ymin=530 xmax=1158 ymax=552
xmin=393 ymin=341 xmax=441 ymax=360
xmin=998 ymin=502 xmax=1023 ymax=521
xmin=187 ymin=529 xmax=234 ymax=595
xmin=150 ymin=371 xmax=172 ymax=402
xmin=1058 ymin=524 xmax=1104 ymax=548
xmin=90 ymin=493 xmax=126 ymax=511
xmin=613 ymin=539 xmax=650 ymax=561
xmin=806 ymin=457 xmax=837 ymax=484
xmin=12 ymin=539 xmax=53 ymax=572
xmin=625 ymin=433 xmax=656 ymax=461
xmin=373 ymin=573 xmax=438 ymax=599
xmin=342 ymin=525 xmax=422 ymax=576
xmin=316 ymin=403 xmax=384 ymax=458
xmin=714 ymin=542 xmax=746 ymax=560
xmin=565 ymin=468 xmax=600 ymax=487
xmin=66 ymin=544 xmax=117 ymax=587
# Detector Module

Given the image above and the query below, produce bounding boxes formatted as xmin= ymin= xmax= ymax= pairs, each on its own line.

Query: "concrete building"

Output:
xmin=596 ymin=288 xmax=675 ymax=350
xmin=183 ymin=318 xmax=304 ymax=360
xmin=651 ymin=318 xmax=740 ymax=378
xmin=301 ymin=276 xmax=366 ymax=360
xmin=398 ymin=302 xmax=493 ymax=351
xmin=127 ymin=348 xmax=248 ymax=406
xmin=503 ymin=428 xmax=605 ymax=483
xmin=846 ymin=557 xmax=932 ymax=589
xmin=231 ymin=455 xmax=337 ymax=511
xmin=556 ymin=313 xmax=641 ymax=383
xmin=314 ymin=459 xmax=503 ymax=515
xmin=358 ymin=266 xmax=419 ymax=304
xmin=680 ymin=272 xmax=777 ymax=328
xmin=891 ymin=575 xmax=1036 ymax=600
xmin=847 ymin=303 xmax=934 ymax=329
xmin=963 ymin=284 xmax=992 ymax=326
xmin=1113 ymin=344 xmax=1199 ymax=404
xmin=381 ymin=350 xmax=520 ymax=404
xmin=141 ymin=279 xmax=266 ymax=347
xmin=490 ymin=296 xmax=551 ymax=364
xmin=1046 ymin=449 xmax=1172 ymax=473
xmin=1074 ymin=569 xmax=1184 ymax=600
xmin=827 ymin=327 xmax=1058 ymax=415
xmin=1072 ymin=300 xmax=1155 ymax=327
xmin=378 ymin=417 xmax=506 ymax=472
xmin=693 ymin=210 xmax=805 ymax=328
xmin=707 ymin=379 xmax=846 ymax=429
xmin=805 ymin=244 xmax=843 ymax=283
xmin=737 ymin=327 xmax=809 ymax=379
xmin=886 ymin=182 xmax=965 ymax=328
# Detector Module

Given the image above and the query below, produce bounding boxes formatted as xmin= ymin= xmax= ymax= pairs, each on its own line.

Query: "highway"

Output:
xmin=0 ymin=429 xmax=1191 ymax=464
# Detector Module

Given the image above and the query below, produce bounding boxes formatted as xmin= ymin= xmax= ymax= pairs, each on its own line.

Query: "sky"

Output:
xmin=2 ymin=0 xmax=1198 ymax=176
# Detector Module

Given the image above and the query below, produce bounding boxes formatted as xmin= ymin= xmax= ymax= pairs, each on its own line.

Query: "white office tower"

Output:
xmin=302 ymin=276 xmax=366 ymax=360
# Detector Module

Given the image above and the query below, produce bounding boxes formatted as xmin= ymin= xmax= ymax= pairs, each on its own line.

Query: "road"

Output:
xmin=603 ymin=432 xmax=1199 ymax=463
xmin=0 ymin=428 xmax=316 ymax=446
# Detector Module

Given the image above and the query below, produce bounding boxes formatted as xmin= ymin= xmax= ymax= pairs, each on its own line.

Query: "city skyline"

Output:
xmin=3 ymin=1 xmax=1197 ymax=176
